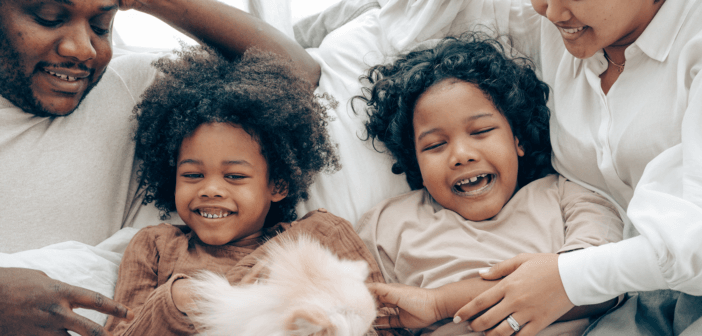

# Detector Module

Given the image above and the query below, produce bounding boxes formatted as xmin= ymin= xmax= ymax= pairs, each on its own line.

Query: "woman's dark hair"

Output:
xmin=355 ymin=32 xmax=555 ymax=190
xmin=134 ymin=45 xmax=339 ymax=227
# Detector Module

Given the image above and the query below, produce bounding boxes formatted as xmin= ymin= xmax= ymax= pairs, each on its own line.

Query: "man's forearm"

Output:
xmin=137 ymin=0 xmax=320 ymax=85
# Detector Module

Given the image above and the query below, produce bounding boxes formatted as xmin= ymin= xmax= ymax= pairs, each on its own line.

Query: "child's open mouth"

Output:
xmin=452 ymin=173 xmax=495 ymax=196
xmin=196 ymin=208 xmax=234 ymax=219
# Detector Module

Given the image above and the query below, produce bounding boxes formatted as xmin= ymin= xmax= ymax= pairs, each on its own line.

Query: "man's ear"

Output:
xmin=271 ymin=180 xmax=288 ymax=203
xmin=515 ymin=137 xmax=525 ymax=157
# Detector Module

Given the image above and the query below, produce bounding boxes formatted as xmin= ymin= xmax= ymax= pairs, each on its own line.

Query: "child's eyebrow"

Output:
xmin=177 ymin=159 xmax=253 ymax=167
xmin=222 ymin=160 xmax=253 ymax=167
xmin=416 ymin=113 xmax=494 ymax=141
xmin=178 ymin=159 xmax=202 ymax=167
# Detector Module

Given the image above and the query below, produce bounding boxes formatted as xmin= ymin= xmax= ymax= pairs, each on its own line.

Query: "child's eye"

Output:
xmin=225 ymin=174 xmax=247 ymax=180
xmin=421 ymin=142 xmax=445 ymax=152
xmin=182 ymin=173 xmax=203 ymax=179
xmin=472 ymin=128 xmax=495 ymax=136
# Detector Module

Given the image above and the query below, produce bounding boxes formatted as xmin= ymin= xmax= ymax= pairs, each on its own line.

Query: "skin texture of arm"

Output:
xmin=119 ymin=0 xmax=321 ymax=85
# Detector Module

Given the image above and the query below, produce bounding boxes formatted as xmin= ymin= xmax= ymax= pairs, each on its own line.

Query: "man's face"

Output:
xmin=0 ymin=0 xmax=117 ymax=117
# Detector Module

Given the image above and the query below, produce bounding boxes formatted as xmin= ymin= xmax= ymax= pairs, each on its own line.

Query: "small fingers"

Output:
xmin=241 ymin=261 xmax=269 ymax=284
xmin=366 ymin=283 xmax=401 ymax=308
xmin=373 ymin=313 xmax=403 ymax=329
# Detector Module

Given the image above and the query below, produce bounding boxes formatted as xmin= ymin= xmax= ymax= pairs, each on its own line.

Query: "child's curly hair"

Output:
xmin=134 ymin=45 xmax=340 ymax=227
xmin=356 ymin=32 xmax=555 ymax=190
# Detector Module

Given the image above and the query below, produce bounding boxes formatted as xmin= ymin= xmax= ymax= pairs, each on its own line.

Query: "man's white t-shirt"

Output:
xmin=0 ymin=53 xmax=163 ymax=253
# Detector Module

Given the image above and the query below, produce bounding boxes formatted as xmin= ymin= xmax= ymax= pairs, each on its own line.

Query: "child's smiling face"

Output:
xmin=175 ymin=122 xmax=287 ymax=245
xmin=413 ymin=79 xmax=524 ymax=221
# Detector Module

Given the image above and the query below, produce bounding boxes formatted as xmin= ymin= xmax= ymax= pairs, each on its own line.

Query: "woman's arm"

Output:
xmin=119 ymin=0 xmax=320 ymax=85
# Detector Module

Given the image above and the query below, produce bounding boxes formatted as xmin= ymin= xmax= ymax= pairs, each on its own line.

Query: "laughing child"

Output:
xmin=105 ymin=46 xmax=384 ymax=335
xmin=355 ymin=33 xmax=624 ymax=336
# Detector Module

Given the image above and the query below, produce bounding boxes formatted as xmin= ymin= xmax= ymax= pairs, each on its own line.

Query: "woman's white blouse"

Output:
xmin=377 ymin=0 xmax=702 ymax=305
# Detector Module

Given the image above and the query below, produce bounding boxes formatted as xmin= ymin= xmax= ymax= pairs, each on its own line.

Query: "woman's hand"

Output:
xmin=454 ymin=253 xmax=574 ymax=336
xmin=368 ymin=282 xmax=443 ymax=329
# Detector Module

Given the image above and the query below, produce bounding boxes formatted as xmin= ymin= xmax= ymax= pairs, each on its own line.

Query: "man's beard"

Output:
xmin=0 ymin=26 xmax=103 ymax=118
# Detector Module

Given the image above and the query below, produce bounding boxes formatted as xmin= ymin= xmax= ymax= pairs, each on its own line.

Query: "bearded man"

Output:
xmin=0 ymin=1 xmax=319 ymax=334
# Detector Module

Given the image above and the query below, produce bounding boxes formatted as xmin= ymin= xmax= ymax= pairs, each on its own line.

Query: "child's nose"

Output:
xmin=450 ymin=141 xmax=480 ymax=167
xmin=198 ymin=178 xmax=225 ymax=198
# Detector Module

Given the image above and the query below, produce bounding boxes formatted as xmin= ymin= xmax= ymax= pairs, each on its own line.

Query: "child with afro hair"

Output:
xmin=354 ymin=33 xmax=625 ymax=335
xmin=105 ymin=46 xmax=385 ymax=335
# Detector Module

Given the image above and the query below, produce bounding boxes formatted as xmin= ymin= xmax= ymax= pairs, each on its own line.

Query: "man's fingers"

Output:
xmin=63 ymin=308 xmax=114 ymax=336
xmin=63 ymin=285 xmax=132 ymax=321
xmin=479 ymin=254 xmax=530 ymax=280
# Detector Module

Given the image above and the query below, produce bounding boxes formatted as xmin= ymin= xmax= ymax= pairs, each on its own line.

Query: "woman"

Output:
xmin=368 ymin=0 xmax=702 ymax=335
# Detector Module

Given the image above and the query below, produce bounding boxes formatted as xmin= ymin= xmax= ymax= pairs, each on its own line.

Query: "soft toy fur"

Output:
xmin=188 ymin=234 xmax=377 ymax=336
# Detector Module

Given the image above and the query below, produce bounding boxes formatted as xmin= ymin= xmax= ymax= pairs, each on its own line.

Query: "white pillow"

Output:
xmin=295 ymin=7 xmax=411 ymax=226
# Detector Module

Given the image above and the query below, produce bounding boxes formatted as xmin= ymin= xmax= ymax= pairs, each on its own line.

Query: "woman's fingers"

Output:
xmin=453 ymin=283 xmax=504 ymax=325
xmin=479 ymin=253 xmax=532 ymax=280
xmin=456 ymin=254 xmax=573 ymax=336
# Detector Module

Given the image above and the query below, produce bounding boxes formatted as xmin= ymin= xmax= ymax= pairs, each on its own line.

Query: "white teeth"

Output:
xmin=46 ymin=70 xmax=80 ymax=82
xmin=198 ymin=210 xmax=230 ymax=219
xmin=456 ymin=173 xmax=488 ymax=186
xmin=561 ymin=26 xmax=584 ymax=34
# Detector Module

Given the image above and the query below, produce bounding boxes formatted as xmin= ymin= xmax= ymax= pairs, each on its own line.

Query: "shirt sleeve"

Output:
xmin=105 ymin=225 xmax=196 ymax=335
xmin=559 ymin=46 xmax=702 ymax=305
xmin=557 ymin=176 xmax=624 ymax=253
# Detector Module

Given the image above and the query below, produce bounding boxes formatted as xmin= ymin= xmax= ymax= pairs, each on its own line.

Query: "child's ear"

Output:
xmin=270 ymin=180 xmax=288 ymax=203
xmin=515 ymin=137 xmax=525 ymax=157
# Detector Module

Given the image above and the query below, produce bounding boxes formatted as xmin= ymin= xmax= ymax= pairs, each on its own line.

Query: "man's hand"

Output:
xmin=0 ymin=267 xmax=133 ymax=336
xmin=367 ymin=282 xmax=443 ymax=329
xmin=117 ymin=0 xmax=150 ymax=11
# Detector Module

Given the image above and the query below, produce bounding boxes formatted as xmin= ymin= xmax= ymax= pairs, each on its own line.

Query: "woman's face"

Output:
xmin=531 ymin=0 xmax=665 ymax=58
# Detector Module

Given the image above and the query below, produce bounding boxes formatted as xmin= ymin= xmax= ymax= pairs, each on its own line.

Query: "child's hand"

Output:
xmin=367 ymin=282 xmax=443 ymax=329
xmin=171 ymin=279 xmax=195 ymax=314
